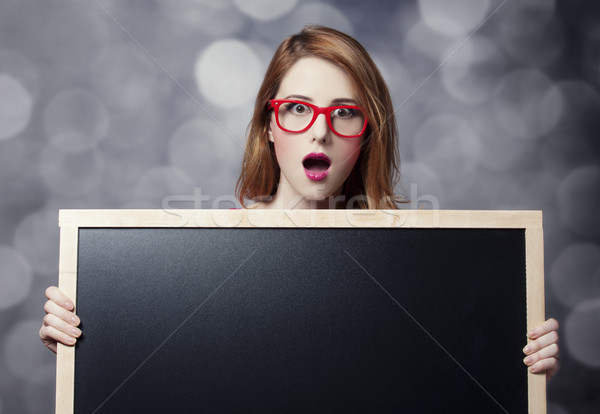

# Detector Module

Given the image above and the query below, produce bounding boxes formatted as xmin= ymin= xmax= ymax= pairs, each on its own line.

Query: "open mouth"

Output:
xmin=302 ymin=153 xmax=331 ymax=181
xmin=303 ymin=158 xmax=330 ymax=172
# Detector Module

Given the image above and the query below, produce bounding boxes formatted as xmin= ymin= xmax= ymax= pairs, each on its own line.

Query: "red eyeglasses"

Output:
xmin=268 ymin=99 xmax=368 ymax=138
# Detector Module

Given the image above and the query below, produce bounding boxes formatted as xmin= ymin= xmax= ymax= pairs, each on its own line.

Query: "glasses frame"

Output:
xmin=268 ymin=99 xmax=368 ymax=138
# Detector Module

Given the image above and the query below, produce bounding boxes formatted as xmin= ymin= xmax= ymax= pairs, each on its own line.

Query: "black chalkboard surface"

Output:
xmin=55 ymin=210 xmax=546 ymax=414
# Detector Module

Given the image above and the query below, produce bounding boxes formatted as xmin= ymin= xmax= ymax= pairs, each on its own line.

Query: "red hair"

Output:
xmin=236 ymin=25 xmax=401 ymax=209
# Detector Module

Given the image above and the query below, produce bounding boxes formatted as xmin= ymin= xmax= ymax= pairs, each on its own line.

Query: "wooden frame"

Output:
xmin=56 ymin=209 xmax=545 ymax=413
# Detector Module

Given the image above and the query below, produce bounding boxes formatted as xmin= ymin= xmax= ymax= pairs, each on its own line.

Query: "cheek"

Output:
xmin=339 ymin=139 xmax=363 ymax=170
xmin=270 ymin=122 xmax=296 ymax=166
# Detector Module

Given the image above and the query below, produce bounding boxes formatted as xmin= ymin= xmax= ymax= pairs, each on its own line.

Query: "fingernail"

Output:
xmin=528 ymin=330 xmax=536 ymax=338
xmin=523 ymin=345 xmax=531 ymax=354
xmin=65 ymin=301 xmax=73 ymax=309
xmin=67 ymin=337 xmax=76 ymax=344
xmin=524 ymin=357 xmax=533 ymax=365
xmin=71 ymin=316 xmax=79 ymax=325
xmin=529 ymin=365 xmax=537 ymax=373
xmin=72 ymin=327 xmax=81 ymax=336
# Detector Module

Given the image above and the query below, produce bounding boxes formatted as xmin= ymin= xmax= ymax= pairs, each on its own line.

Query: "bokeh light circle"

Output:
xmin=468 ymin=108 xmax=536 ymax=172
xmin=234 ymin=0 xmax=297 ymax=21
xmin=441 ymin=35 xmax=508 ymax=104
xmin=39 ymin=145 xmax=105 ymax=196
xmin=133 ymin=166 xmax=195 ymax=208
xmin=43 ymin=89 xmax=110 ymax=154
xmin=500 ymin=17 xmax=564 ymax=67
xmin=414 ymin=114 xmax=481 ymax=181
xmin=158 ymin=0 xmax=245 ymax=37
xmin=489 ymin=171 xmax=559 ymax=211
xmin=4 ymin=319 xmax=55 ymax=384
xmin=104 ymin=101 xmax=160 ymax=149
xmin=168 ymin=119 xmax=241 ymax=195
xmin=0 ymin=246 xmax=32 ymax=310
xmin=583 ymin=24 xmax=600 ymax=82
xmin=0 ymin=74 xmax=33 ymax=140
xmin=550 ymin=243 xmax=600 ymax=308
xmin=497 ymin=0 xmax=562 ymax=67
xmin=419 ymin=0 xmax=490 ymax=37
xmin=0 ymin=48 xmax=39 ymax=97
xmin=493 ymin=69 xmax=563 ymax=140
xmin=403 ymin=20 xmax=455 ymax=64
xmin=540 ymin=80 xmax=600 ymax=179
xmin=289 ymin=3 xmax=353 ymax=34
xmin=565 ymin=300 xmax=600 ymax=368
xmin=554 ymin=80 xmax=600 ymax=131
xmin=396 ymin=161 xmax=444 ymax=208
xmin=29 ymin=0 xmax=110 ymax=76
xmin=372 ymin=54 xmax=413 ymax=107
xmin=195 ymin=40 xmax=263 ymax=109
xmin=13 ymin=210 xmax=60 ymax=276
xmin=557 ymin=166 xmax=600 ymax=237
xmin=254 ymin=3 xmax=353 ymax=39
xmin=496 ymin=0 xmax=556 ymax=27
xmin=100 ymin=147 xmax=155 ymax=206
xmin=91 ymin=43 xmax=160 ymax=111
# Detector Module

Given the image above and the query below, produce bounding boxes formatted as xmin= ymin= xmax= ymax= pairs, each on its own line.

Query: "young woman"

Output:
xmin=40 ymin=25 xmax=560 ymax=379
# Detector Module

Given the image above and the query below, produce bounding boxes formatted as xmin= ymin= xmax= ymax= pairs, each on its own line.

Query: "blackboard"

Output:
xmin=55 ymin=209 xmax=546 ymax=413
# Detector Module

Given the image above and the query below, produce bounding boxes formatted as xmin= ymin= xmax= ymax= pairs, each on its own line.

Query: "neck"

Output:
xmin=259 ymin=178 xmax=346 ymax=210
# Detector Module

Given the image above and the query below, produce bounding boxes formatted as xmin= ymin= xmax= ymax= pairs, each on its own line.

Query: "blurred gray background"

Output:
xmin=1 ymin=0 xmax=599 ymax=412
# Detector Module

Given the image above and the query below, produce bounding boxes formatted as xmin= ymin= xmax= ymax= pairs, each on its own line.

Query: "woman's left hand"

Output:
xmin=523 ymin=318 xmax=560 ymax=381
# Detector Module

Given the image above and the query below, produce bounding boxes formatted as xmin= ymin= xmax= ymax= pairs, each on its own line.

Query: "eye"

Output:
xmin=332 ymin=107 xmax=356 ymax=119
xmin=283 ymin=102 xmax=311 ymax=116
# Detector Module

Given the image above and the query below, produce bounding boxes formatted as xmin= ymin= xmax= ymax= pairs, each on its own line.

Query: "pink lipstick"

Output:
xmin=303 ymin=152 xmax=331 ymax=181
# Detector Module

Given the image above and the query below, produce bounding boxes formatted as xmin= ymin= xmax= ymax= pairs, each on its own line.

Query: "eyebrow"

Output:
xmin=283 ymin=94 xmax=358 ymax=105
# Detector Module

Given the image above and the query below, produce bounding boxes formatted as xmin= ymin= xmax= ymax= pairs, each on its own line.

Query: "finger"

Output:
xmin=40 ymin=323 xmax=77 ymax=347
xmin=528 ymin=318 xmax=559 ymax=339
xmin=44 ymin=299 xmax=80 ymax=326
xmin=43 ymin=313 xmax=82 ymax=339
xmin=546 ymin=358 xmax=561 ymax=382
xmin=523 ymin=330 xmax=559 ymax=355
xmin=45 ymin=286 xmax=75 ymax=311
xmin=523 ymin=343 xmax=559 ymax=366
xmin=528 ymin=356 xmax=559 ymax=374
xmin=45 ymin=342 xmax=57 ymax=354
xmin=39 ymin=326 xmax=58 ymax=354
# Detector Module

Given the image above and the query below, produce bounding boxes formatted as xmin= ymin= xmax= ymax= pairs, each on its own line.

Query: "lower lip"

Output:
xmin=304 ymin=167 xmax=329 ymax=181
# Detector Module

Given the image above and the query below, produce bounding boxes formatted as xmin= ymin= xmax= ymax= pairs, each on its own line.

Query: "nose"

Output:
xmin=309 ymin=113 xmax=330 ymax=143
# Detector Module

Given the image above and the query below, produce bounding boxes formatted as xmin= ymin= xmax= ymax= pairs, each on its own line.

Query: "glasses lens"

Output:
xmin=330 ymin=107 xmax=365 ymax=137
xmin=277 ymin=102 xmax=313 ymax=132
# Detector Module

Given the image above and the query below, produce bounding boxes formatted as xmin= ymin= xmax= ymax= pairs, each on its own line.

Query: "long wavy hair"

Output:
xmin=235 ymin=25 xmax=402 ymax=209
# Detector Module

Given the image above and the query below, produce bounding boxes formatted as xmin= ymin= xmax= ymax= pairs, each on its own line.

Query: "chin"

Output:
xmin=304 ymin=188 xmax=341 ymax=203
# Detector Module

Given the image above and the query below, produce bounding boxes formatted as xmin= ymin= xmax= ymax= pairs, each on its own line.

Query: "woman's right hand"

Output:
xmin=39 ymin=286 xmax=81 ymax=354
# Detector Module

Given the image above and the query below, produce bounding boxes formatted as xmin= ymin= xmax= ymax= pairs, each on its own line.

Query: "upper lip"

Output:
xmin=302 ymin=152 xmax=331 ymax=165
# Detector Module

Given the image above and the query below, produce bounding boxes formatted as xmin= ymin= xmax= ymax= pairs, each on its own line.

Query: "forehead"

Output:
xmin=277 ymin=57 xmax=355 ymax=101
